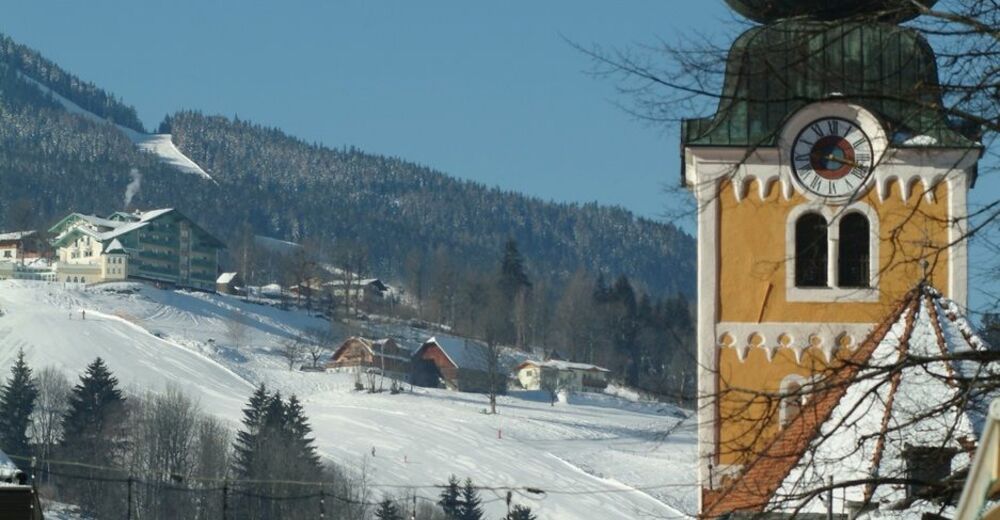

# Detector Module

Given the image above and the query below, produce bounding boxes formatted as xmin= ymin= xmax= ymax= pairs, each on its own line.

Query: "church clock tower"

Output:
xmin=682 ymin=0 xmax=981 ymax=512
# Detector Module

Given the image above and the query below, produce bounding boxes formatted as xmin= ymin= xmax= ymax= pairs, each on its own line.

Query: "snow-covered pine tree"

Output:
xmin=374 ymin=498 xmax=403 ymax=520
xmin=0 ymin=349 xmax=37 ymax=463
xmin=459 ymin=478 xmax=484 ymax=520
xmin=438 ymin=475 xmax=462 ymax=520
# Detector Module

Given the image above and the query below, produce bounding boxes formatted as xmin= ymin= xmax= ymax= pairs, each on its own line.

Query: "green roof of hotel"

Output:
xmin=681 ymin=20 xmax=979 ymax=150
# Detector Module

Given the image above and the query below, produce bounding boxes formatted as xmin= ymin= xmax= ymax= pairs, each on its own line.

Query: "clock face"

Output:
xmin=791 ymin=117 xmax=873 ymax=198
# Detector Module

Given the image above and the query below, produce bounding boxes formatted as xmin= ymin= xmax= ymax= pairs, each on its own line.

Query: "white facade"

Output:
xmin=515 ymin=360 xmax=609 ymax=393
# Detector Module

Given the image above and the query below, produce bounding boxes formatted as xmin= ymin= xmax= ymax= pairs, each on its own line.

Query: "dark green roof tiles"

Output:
xmin=725 ymin=0 xmax=938 ymax=24
xmin=682 ymin=20 xmax=976 ymax=149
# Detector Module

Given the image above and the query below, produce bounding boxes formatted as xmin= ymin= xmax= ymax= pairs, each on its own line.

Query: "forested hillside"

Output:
xmin=0 ymin=31 xmax=694 ymax=299
xmin=162 ymin=111 xmax=695 ymax=296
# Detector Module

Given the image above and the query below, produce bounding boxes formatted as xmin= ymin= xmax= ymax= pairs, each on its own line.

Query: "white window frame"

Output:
xmin=786 ymin=201 xmax=880 ymax=302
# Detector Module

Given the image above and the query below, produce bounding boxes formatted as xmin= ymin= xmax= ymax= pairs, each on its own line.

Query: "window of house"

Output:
xmin=795 ymin=213 xmax=828 ymax=287
xmin=3 ymin=251 xmax=10 ymax=258
xmin=904 ymin=446 xmax=957 ymax=498
xmin=839 ymin=213 xmax=870 ymax=287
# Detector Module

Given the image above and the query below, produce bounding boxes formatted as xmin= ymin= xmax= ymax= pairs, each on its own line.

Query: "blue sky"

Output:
xmin=0 ymin=1 xmax=733 ymax=224
xmin=2 ymin=2 xmax=996 ymax=314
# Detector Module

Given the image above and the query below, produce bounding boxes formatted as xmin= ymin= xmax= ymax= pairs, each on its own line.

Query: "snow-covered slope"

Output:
xmin=0 ymin=281 xmax=697 ymax=519
xmin=16 ymin=73 xmax=213 ymax=181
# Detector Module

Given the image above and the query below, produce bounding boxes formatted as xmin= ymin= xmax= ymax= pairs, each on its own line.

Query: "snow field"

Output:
xmin=0 ymin=281 xmax=697 ymax=519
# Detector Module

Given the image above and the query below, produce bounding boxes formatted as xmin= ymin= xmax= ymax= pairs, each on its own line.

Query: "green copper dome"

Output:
xmin=725 ymin=0 xmax=938 ymax=24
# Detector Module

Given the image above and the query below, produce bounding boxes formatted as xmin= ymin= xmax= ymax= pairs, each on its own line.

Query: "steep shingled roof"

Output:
xmin=704 ymin=284 xmax=993 ymax=517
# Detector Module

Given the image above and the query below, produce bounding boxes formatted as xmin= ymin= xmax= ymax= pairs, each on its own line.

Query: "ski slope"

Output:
xmin=0 ymin=281 xmax=697 ymax=519
xmin=16 ymin=73 xmax=213 ymax=181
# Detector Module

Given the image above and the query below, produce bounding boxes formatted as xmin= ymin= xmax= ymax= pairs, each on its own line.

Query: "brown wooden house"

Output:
xmin=410 ymin=336 xmax=501 ymax=394
xmin=326 ymin=337 xmax=410 ymax=378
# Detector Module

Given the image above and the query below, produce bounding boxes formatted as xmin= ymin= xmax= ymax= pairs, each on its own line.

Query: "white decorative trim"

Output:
xmin=693 ymin=171 xmax=722 ymax=495
xmin=716 ymin=322 xmax=875 ymax=364
xmin=948 ymin=170 xmax=970 ymax=310
xmin=778 ymin=374 xmax=809 ymax=427
xmin=784 ymin=202 xmax=881 ymax=302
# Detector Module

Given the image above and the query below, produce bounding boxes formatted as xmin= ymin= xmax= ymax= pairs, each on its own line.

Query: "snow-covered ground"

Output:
xmin=16 ymin=73 xmax=213 ymax=181
xmin=0 ymin=280 xmax=697 ymax=519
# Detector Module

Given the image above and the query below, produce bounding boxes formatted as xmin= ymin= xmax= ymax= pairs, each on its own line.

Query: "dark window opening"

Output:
xmin=838 ymin=213 xmax=870 ymax=288
xmin=795 ymin=213 xmax=828 ymax=287
xmin=904 ymin=446 xmax=956 ymax=499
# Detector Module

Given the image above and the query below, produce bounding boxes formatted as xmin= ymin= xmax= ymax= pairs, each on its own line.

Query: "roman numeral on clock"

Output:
xmin=826 ymin=120 xmax=839 ymax=135
xmin=810 ymin=124 xmax=825 ymax=137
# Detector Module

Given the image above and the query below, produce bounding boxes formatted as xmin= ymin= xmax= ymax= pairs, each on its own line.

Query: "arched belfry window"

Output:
xmin=838 ymin=213 xmax=870 ymax=288
xmin=795 ymin=213 xmax=828 ymax=288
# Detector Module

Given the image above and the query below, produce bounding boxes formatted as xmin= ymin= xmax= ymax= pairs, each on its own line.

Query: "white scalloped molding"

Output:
xmin=716 ymin=322 xmax=876 ymax=364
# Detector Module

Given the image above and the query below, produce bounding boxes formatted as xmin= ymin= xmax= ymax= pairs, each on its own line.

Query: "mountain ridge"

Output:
xmin=0 ymin=32 xmax=695 ymax=297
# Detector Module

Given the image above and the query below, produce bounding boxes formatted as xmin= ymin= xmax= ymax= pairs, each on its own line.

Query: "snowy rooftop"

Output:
xmin=705 ymin=285 xmax=994 ymax=517
xmin=518 ymin=359 xmax=609 ymax=373
xmin=216 ymin=272 xmax=238 ymax=284
xmin=0 ymin=230 xmax=35 ymax=242
xmin=0 ymin=449 xmax=23 ymax=485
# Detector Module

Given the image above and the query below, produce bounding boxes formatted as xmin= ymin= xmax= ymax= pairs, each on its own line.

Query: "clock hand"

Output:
xmin=809 ymin=152 xmax=861 ymax=168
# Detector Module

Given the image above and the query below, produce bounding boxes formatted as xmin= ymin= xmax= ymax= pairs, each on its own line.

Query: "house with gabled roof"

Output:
xmin=326 ymin=337 xmax=411 ymax=379
xmin=48 ymin=208 xmax=224 ymax=290
xmin=411 ymin=336 xmax=501 ymax=393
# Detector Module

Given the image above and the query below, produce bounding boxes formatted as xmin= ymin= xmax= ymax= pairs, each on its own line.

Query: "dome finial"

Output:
xmin=724 ymin=0 xmax=937 ymax=24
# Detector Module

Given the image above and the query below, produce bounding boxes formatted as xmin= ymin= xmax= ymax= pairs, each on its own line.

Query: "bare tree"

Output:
xmin=225 ymin=309 xmax=250 ymax=352
xmin=540 ymin=370 xmax=574 ymax=407
xmin=280 ymin=336 xmax=305 ymax=370
xmin=29 ymin=367 xmax=70 ymax=480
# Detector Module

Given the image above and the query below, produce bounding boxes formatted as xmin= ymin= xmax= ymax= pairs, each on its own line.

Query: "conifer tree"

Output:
xmin=438 ymin=475 xmax=462 ymax=520
xmin=0 ymin=349 xmax=37 ymax=462
xmin=61 ymin=357 xmax=126 ymax=464
xmin=458 ymin=478 xmax=483 ymax=520
xmin=506 ymin=505 xmax=537 ymax=520
xmin=283 ymin=394 xmax=322 ymax=478
xmin=374 ymin=498 xmax=403 ymax=520
xmin=232 ymin=383 xmax=270 ymax=479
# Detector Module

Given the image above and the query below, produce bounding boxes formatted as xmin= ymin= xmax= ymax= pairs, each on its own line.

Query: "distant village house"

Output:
xmin=326 ymin=337 xmax=410 ymax=379
xmin=515 ymin=360 xmax=610 ymax=393
xmin=410 ymin=336 xmax=500 ymax=394
xmin=216 ymin=272 xmax=243 ymax=294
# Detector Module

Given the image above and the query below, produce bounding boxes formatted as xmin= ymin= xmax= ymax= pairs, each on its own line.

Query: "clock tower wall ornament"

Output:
xmin=681 ymin=0 xmax=982 ymax=513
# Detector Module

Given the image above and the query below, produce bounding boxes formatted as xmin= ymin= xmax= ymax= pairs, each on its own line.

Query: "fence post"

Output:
xmin=319 ymin=484 xmax=325 ymax=519
xmin=222 ymin=479 xmax=229 ymax=520
xmin=127 ymin=476 xmax=133 ymax=520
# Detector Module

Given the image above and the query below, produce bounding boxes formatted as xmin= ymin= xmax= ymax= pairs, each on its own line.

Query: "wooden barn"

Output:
xmin=326 ymin=337 xmax=410 ymax=378
xmin=410 ymin=336 xmax=500 ymax=394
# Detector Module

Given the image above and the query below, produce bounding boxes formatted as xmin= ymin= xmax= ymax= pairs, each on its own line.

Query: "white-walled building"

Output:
xmin=515 ymin=360 xmax=609 ymax=393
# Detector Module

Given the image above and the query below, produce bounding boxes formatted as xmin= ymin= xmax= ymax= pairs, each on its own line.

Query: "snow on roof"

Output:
xmin=422 ymin=336 xmax=494 ymax=372
xmin=518 ymin=359 xmax=609 ymax=372
xmin=104 ymin=239 xmax=126 ymax=254
xmin=0 ymin=449 xmax=22 ymax=484
xmin=216 ymin=272 xmax=239 ymax=284
xmin=706 ymin=285 xmax=995 ymax=517
xmin=97 ymin=220 xmax=149 ymax=241
xmin=0 ymin=230 xmax=35 ymax=242
xmin=139 ymin=208 xmax=174 ymax=222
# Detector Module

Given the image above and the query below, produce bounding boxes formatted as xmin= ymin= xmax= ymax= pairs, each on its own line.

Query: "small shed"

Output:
xmin=515 ymin=360 xmax=610 ymax=392
xmin=216 ymin=272 xmax=243 ymax=295
xmin=410 ymin=336 xmax=500 ymax=393
xmin=326 ymin=337 xmax=410 ymax=378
